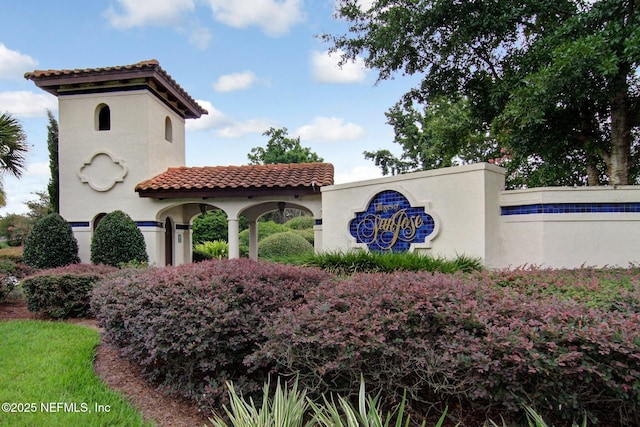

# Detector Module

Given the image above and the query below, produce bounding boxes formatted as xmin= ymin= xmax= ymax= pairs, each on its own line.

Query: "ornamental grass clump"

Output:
xmin=91 ymin=258 xmax=332 ymax=408
xmin=303 ymin=250 xmax=482 ymax=275
xmin=194 ymin=240 xmax=229 ymax=261
xmin=209 ymin=378 xmax=308 ymax=427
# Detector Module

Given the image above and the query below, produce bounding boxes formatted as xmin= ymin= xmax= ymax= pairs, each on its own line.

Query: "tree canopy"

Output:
xmin=326 ymin=0 xmax=640 ymax=187
xmin=248 ymin=127 xmax=323 ymax=165
xmin=47 ymin=110 xmax=60 ymax=213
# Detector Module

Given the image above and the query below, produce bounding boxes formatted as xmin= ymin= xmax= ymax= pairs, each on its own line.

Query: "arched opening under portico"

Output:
xmin=136 ymin=163 xmax=333 ymax=265
xmin=164 ymin=217 xmax=173 ymax=266
xmin=151 ymin=196 xmax=322 ymax=264
xmin=239 ymin=200 xmax=316 ymax=259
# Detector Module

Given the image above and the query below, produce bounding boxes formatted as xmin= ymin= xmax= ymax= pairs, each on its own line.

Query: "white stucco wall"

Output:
xmin=498 ymin=186 xmax=640 ymax=268
xmin=58 ymin=90 xmax=185 ymax=223
xmin=321 ymin=165 xmax=640 ymax=269
xmin=58 ymin=90 xmax=187 ymax=264
xmin=321 ymin=163 xmax=507 ymax=264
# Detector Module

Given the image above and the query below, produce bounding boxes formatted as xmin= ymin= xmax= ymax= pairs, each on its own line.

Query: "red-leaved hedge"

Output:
xmin=256 ymin=270 xmax=640 ymax=425
xmin=91 ymin=262 xmax=640 ymax=425
xmin=91 ymin=258 xmax=332 ymax=406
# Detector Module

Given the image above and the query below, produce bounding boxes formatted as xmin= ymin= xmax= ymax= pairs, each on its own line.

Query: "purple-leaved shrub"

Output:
xmin=257 ymin=270 xmax=640 ymax=425
xmin=91 ymin=258 xmax=332 ymax=407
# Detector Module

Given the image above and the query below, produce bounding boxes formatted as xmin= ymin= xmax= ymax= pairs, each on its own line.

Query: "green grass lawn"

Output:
xmin=0 ymin=320 xmax=154 ymax=427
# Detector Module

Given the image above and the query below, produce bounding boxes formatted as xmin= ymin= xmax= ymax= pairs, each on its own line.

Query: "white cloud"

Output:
xmin=0 ymin=163 xmax=50 ymax=215
xmin=104 ymin=0 xmax=195 ymax=29
xmin=216 ymin=118 xmax=276 ymax=138
xmin=186 ymin=100 xmax=275 ymax=138
xmin=205 ymin=0 xmax=305 ymax=36
xmin=186 ymin=100 xmax=230 ymax=131
xmin=23 ymin=161 xmax=50 ymax=177
xmin=334 ymin=0 xmax=375 ymax=13
xmin=355 ymin=0 xmax=375 ymax=11
xmin=311 ymin=49 xmax=367 ymax=84
xmin=0 ymin=91 xmax=57 ymax=117
xmin=188 ymin=26 xmax=213 ymax=50
xmin=334 ymin=165 xmax=383 ymax=184
xmin=295 ymin=116 xmax=365 ymax=141
xmin=0 ymin=44 xmax=38 ymax=79
xmin=212 ymin=71 xmax=259 ymax=92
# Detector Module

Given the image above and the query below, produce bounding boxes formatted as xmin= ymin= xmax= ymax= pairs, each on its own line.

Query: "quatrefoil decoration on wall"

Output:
xmin=77 ymin=151 xmax=128 ymax=192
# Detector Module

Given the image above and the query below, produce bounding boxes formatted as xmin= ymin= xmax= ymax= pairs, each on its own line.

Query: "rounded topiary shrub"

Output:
xmin=294 ymin=228 xmax=314 ymax=245
xmin=23 ymin=213 xmax=80 ymax=269
xmin=258 ymin=231 xmax=313 ymax=259
xmin=284 ymin=215 xmax=315 ymax=230
xmin=91 ymin=210 xmax=148 ymax=267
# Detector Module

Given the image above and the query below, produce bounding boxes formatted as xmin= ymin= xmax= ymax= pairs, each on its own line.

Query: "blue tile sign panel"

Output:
xmin=349 ymin=190 xmax=436 ymax=252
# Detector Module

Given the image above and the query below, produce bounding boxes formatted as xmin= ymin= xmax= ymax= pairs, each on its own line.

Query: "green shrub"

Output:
xmin=284 ymin=215 xmax=314 ymax=230
xmin=258 ymin=232 xmax=314 ymax=259
xmin=193 ymin=240 xmax=229 ymax=261
xmin=0 ymin=259 xmax=17 ymax=275
xmin=303 ymin=250 xmax=482 ymax=275
xmin=91 ymin=210 xmax=148 ymax=267
xmin=293 ymin=228 xmax=314 ymax=245
xmin=22 ymin=264 xmax=118 ymax=318
xmin=22 ymin=213 xmax=80 ymax=269
xmin=192 ymin=210 xmax=228 ymax=244
xmin=239 ymin=221 xmax=290 ymax=256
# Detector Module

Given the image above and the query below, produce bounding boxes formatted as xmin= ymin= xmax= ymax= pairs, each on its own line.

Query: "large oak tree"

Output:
xmin=325 ymin=0 xmax=640 ymax=186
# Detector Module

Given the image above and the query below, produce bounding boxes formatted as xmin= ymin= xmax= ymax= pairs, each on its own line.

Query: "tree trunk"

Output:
xmin=608 ymin=73 xmax=632 ymax=185
xmin=586 ymin=155 xmax=600 ymax=186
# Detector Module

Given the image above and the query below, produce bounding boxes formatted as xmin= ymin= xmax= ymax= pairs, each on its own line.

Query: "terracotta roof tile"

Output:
xmin=136 ymin=163 xmax=334 ymax=197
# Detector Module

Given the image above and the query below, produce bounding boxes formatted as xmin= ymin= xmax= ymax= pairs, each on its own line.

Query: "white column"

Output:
xmin=313 ymin=221 xmax=323 ymax=253
xmin=249 ymin=220 xmax=258 ymax=259
xmin=227 ymin=217 xmax=240 ymax=259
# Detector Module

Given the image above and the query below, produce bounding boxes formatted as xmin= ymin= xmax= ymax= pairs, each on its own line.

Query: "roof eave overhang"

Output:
xmin=136 ymin=186 xmax=324 ymax=199
xmin=26 ymin=67 xmax=206 ymax=119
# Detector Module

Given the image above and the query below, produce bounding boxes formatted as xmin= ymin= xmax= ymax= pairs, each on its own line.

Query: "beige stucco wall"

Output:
xmin=321 ymin=163 xmax=506 ymax=264
xmin=58 ymin=90 xmax=185 ymax=222
xmin=498 ymin=186 xmax=640 ymax=268
xmin=321 ymin=165 xmax=640 ymax=269
xmin=58 ymin=90 xmax=187 ymax=264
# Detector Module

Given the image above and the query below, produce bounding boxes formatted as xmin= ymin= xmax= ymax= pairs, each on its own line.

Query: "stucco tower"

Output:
xmin=25 ymin=60 xmax=207 ymax=263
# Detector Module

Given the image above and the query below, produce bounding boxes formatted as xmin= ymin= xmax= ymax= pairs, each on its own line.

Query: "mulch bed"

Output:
xmin=0 ymin=299 xmax=211 ymax=427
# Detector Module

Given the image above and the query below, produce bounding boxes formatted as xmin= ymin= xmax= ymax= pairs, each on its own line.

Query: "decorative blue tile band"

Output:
xmin=176 ymin=224 xmax=191 ymax=230
xmin=135 ymin=221 xmax=163 ymax=227
xmin=349 ymin=190 xmax=435 ymax=252
xmin=315 ymin=218 xmax=322 ymax=226
xmin=72 ymin=221 xmax=166 ymax=228
xmin=501 ymin=203 xmax=640 ymax=216
xmin=69 ymin=222 xmax=90 ymax=228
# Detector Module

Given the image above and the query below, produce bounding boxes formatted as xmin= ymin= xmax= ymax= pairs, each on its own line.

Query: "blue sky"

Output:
xmin=0 ymin=0 xmax=419 ymax=215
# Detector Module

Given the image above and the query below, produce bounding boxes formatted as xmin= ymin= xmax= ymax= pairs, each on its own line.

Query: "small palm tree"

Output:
xmin=0 ymin=112 xmax=29 ymax=206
